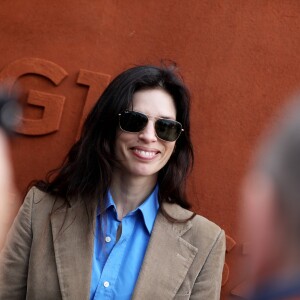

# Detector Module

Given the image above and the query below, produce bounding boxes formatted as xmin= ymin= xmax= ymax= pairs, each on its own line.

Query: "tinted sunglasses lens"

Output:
xmin=155 ymin=119 xmax=182 ymax=142
xmin=119 ymin=111 xmax=148 ymax=132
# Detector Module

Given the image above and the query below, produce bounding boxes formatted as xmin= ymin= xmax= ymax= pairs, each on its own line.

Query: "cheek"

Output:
xmin=161 ymin=142 xmax=175 ymax=160
xmin=114 ymin=138 xmax=123 ymax=160
xmin=244 ymin=190 xmax=270 ymax=244
xmin=154 ymin=143 xmax=175 ymax=172
xmin=243 ymin=188 xmax=278 ymax=272
xmin=115 ymin=131 xmax=133 ymax=155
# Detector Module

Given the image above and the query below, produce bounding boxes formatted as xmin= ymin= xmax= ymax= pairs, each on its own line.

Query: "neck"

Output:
xmin=110 ymin=169 xmax=157 ymax=220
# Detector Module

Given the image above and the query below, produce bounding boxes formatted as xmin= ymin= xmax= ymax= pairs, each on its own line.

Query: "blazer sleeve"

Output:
xmin=0 ymin=188 xmax=34 ymax=300
xmin=190 ymin=229 xmax=226 ymax=300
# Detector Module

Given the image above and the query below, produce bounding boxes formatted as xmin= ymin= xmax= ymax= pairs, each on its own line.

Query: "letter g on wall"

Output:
xmin=0 ymin=57 xmax=68 ymax=135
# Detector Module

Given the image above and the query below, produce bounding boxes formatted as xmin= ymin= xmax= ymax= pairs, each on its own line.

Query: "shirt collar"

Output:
xmin=137 ymin=185 xmax=159 ymax=234
xmin=98 ymin=185 xmax=159 ymax=234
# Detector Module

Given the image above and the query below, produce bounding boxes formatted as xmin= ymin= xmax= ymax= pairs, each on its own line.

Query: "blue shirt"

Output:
xmin=89 ymin=186 xmax=159 ymax=300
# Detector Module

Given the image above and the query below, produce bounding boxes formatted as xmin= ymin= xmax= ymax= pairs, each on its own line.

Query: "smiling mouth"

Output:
xmin=131 ymin=147 xmax=160 ymax=159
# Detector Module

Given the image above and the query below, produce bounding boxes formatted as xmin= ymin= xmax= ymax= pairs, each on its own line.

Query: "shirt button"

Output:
xmin=103 ymin=281 xmax=110 ymax=288
xmin=105 ymin=236 xmax=111 ymax=243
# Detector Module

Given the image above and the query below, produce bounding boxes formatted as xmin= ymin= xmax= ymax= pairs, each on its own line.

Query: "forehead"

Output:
xmin=132 ymin=89 xmax=176 ymax=119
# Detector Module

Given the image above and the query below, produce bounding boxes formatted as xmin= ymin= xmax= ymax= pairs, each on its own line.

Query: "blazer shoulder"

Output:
xmin=191 ymin=213 xmax=223 ymax=239
xmin=25 ymin=186 xmax=52 ymax=201
xmin=24 ymin=186 xmax=66 ymax=215
xmin=163 ymin=202 xmax=224 ymax=248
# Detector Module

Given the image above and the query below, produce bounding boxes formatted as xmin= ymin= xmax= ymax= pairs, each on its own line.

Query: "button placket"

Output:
xmin=94 ymin=212 xmax=140 ymax=298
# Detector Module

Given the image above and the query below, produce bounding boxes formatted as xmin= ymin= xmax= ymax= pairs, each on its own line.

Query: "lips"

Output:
xmin=130 ymin=147 xmax=160 ymax=160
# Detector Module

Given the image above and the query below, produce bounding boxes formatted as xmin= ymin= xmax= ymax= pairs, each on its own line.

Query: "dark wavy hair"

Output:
xmin=35 ymin=64 xmax=194 ymax=222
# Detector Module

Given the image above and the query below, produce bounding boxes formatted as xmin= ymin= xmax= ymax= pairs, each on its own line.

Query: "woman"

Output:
xmin=0 ymin=64 xmax=225 ymax=300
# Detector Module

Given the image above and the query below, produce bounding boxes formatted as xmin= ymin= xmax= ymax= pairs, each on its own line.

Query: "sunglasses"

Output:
xmin=118 ymin=110 xmax=184 ymax=142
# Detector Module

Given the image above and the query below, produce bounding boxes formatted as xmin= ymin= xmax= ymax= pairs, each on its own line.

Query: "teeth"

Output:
xmin=133 ymin=149 xmax=157 ymax=158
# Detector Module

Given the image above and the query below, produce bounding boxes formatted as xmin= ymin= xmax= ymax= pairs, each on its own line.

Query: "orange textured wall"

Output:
xmin=1 ymin=1 xmax=300 ymax=298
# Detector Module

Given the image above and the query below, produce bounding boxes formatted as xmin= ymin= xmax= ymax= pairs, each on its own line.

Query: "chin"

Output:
xmin=129 ymin=165 xmax=159 ymax=178
xmin=132 ymin=169 xmax=158 ymax=178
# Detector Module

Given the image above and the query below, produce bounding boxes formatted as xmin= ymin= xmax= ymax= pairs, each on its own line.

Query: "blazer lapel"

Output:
xmin=50 ymin=199 xmax=97 ymax=300
xmin=132 ymin=205 xmax=198 ymax=300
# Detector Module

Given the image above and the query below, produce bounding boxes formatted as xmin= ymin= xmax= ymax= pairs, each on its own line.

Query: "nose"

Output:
xmin=138 ymin=120 xmax=157 ymax=143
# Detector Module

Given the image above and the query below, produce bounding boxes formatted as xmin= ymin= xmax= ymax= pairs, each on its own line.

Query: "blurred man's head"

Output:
xmin=243 ymin=99 xmax=300 ymax=284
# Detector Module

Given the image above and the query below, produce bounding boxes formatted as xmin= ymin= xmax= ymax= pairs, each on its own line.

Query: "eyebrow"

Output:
xmin=159 ymin=115 xmax=175 ymax=120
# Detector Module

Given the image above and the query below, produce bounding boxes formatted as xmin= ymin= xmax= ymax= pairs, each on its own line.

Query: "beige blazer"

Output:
xmin=0 ymin=187 xmax=225 ymax=300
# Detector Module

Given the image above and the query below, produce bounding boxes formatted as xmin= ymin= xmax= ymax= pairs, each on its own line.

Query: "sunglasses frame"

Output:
xmin=118 ymin=110 xmax=184 ymax=142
